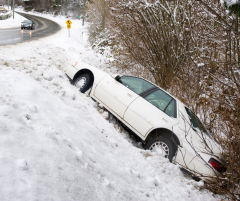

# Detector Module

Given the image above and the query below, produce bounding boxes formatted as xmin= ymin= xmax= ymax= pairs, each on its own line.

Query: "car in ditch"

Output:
xmin=65 ymin=62 xmax=226 ymax=181
xmin=21 ymin=20 xmax=35 ymax=30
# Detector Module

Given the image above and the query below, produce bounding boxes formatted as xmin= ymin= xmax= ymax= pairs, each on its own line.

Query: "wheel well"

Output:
xmin=73 ymin=69 xmax=94 ymax=86
xmin=145 ymin=128 xmax=180 ymax=148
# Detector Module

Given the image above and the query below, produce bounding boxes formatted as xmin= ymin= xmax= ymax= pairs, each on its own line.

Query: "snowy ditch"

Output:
xmin=0 ymin=10 xmax=220 ymax=201
xmin=95 ymin=102 xmax=142 ymax=148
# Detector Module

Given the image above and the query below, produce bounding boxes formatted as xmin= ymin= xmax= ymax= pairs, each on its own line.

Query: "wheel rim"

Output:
xmin=149 ymin=141 xmax=170 ymax=158
xmin=75 ymin=77 xmax=87 ymax=89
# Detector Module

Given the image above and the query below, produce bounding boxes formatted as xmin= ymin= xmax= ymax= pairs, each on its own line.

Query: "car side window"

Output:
xmin=118 ymin=76 xmax=155 ymax=95
xmin=145 ymin=90 xmax=176 ymax=118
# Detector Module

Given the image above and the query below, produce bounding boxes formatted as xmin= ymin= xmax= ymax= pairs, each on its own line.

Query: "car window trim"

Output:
xmin=143 ymin=89 xmax=177 ymax=118
xmin=139 ymin=87 xmax=158 ymax=97
xmin=163 ymin=98 xmax=173 ymax=112
xmin=164 ymin=99 xmax=177 ymax=118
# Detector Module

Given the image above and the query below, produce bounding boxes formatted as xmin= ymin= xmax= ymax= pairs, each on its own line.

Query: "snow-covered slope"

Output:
xmin=0 ymin=10 xmax=219 ymax=201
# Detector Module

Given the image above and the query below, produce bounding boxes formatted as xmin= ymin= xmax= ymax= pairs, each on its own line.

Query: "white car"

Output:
xmin=66 ymin=62 xmax=226 ymax=181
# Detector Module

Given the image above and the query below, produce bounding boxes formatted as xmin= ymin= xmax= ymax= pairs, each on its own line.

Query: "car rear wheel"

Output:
xmin=144 ymin=137 xmax=176 ymax=162
xmin=73 ymin=73 xmax=92 ymax=93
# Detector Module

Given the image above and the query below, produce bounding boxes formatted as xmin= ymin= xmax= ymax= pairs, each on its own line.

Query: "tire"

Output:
xmin=144 ymin=137 xmax=176 ymax=162
xmin=73 ymin=73 xmax=92 ymax=93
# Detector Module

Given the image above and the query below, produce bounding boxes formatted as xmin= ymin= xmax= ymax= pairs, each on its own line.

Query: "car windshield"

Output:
xmin=118 ymin=76 xmax=155 ymax=95
xmin=23 ymin=20 xmax=32 ymax=24
xmin=185 ymin=107 xmax=211 ymax=137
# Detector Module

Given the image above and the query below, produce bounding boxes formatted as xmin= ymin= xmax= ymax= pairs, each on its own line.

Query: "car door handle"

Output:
xmin=162 ymin=118 xmax=168 ymax=122
xmin=127 ymin=93 xmax=133 ymax=98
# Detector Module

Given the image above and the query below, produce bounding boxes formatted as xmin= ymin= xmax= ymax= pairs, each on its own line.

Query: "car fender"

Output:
xmin=65 ymin=62 xmax=108 ymax=89
xmin=144 ymin=127 xmax=183 ymax=147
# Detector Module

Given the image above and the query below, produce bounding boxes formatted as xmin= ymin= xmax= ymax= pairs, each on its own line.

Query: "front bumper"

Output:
xmin=65 ymin=73 xmax=73 ymax=84
xmin=65 ymin=64 xmax=78 ymax=81
xmin=21 ymin=25 xmax=32 ymax=29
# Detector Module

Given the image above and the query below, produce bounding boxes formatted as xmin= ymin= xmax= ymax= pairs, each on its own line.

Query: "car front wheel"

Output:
xmin=144 ymin=137 xmax=176 ymax=162
xmin=73 ymin=73 xmax=92 ymax=93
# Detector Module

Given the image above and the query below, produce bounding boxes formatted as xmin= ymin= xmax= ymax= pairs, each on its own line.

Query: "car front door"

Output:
xmin=94 ymin=75 xmax=155 ymax=119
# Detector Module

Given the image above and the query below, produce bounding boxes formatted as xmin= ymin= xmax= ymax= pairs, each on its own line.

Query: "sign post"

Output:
xmin=13 ymin=0 xmax=14 ymax=19
xmin=66 ymin=20 xmax=72 ymax=37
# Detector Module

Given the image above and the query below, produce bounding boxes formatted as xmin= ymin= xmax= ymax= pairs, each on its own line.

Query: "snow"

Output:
xmin=197 ymin=63 xmax=204 ymax=67
xmin=0 ymin=8 xmax=220 ymax=201
xmin=222 ymin=0 xmax=238 ymax=6
xmin=0 ymin=11 xmax=26 ymax=29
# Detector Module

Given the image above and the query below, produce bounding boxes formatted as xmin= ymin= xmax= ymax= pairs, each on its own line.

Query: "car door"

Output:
xmin=94 ymin=75 xmax=155 ymax=119
xmin=124 ymin=89 xmax=178 ymax=137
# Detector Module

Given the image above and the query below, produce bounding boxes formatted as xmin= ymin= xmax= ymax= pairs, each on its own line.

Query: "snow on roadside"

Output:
xmin=0 ymin=10 xmax=220 ymax=201
xmin=0 ymin=12 xmax=26 ymax=29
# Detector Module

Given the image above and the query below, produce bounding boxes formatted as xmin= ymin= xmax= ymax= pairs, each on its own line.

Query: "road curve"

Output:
xmin=0 ymin=12 xmax=61 ymax=46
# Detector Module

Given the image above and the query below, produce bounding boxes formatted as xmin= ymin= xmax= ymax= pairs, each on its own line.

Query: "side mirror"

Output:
xmin=115 ymin=75 xmax=121 ymax=81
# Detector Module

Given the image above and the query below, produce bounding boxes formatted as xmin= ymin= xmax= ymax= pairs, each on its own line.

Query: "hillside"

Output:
xmin=0 ymin=10 xmax=219 ymax=201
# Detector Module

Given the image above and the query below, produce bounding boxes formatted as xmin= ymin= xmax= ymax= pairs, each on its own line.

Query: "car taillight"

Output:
xmin=209 ymin=158 xmax=226 ymax=173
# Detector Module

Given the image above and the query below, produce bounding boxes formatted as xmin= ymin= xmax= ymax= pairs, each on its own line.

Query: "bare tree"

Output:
xmin=108 ymin=0 xmax=197 ymax=89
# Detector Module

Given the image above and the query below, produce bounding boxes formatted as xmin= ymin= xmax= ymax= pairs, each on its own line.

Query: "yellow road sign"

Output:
xmin=66 ymin=20 xmax=72 ymax=25
xmin=67 ymin=24 xmax=71 ymax=29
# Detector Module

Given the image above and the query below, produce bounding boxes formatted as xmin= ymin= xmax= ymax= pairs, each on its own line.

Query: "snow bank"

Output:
xmin=0 ymin=12 xmax=26 ymax=29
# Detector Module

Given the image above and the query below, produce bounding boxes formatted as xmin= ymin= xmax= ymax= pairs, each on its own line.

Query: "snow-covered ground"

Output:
xmin=0 ymin=9 xmax=220 ymax=201
xmin=0 ymin=7 xmax=25 ymax=28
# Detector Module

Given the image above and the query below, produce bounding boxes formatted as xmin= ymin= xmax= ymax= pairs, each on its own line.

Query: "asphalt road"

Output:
xmin=0 ymin=12 xmax=61 ymax=46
